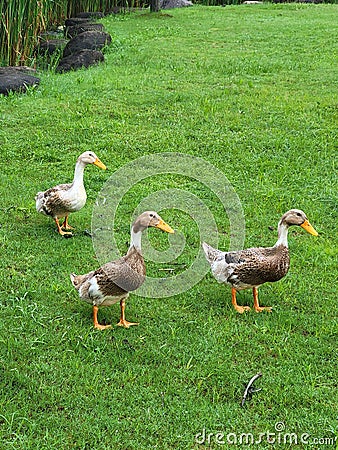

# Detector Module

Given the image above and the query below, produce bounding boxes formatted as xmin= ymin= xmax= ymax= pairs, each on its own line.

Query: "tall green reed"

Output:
xmin=0 ymin=0 xmax=123 ymax=67
xmin=1 ymin=0 xmax=64 ymax=66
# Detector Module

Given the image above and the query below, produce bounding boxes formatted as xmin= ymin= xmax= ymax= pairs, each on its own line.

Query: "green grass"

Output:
xmin=0 ymin=4 xmax=337 ymax=449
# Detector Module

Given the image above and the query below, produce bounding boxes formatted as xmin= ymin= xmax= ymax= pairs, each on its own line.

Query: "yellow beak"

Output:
xmin=93 ymin=157 xmax=107 ymax=170
xmin=301 ymin=220 xmax=318 ymax=236
xmin=156 ymin=219 xmax=175 ymax=234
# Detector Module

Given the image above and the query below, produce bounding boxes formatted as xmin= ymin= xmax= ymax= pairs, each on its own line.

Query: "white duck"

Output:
xmin=70 ymin=211 xmax=175 ymax=329
xmin=35 ymin=151 xmax=106 ymax=236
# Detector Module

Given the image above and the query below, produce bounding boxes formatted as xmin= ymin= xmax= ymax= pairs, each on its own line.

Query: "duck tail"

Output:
xmin=202 ymin=242 xmax=221 ymax=264
xmin=70 ymin=273 xmax=83 ymax=290
xmin=35 ymin=191 xmax=44 ymax=212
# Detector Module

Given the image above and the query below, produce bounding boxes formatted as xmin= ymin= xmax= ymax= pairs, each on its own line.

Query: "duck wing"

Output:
xmin=35 ymin=183 xmax=73 ymax=217
xmin=71 ymin=247 xmax=146 ymax=303
xmin=227 ymin=246 xmax=290 ymax=288
xmin=203 ymin=242 xmax=289 ymax=288
xmin=99 ymin=247 xmax=146 ymax=291
xmin=95 ymin=261 xmax=143 ymax=295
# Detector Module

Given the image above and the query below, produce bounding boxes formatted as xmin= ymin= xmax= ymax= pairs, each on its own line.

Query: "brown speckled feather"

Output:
xmin=71 ymin=246 xmax=146 ymax=306
xmin=228 ymin=245 xmax=290 ymax=288
xmin=203 ymin=241 xmax=290 ymax=290
xmin=95 ymin=246 xmax=146 ymax=295
xmin=36 ymin=183 xmax=74 ymax=217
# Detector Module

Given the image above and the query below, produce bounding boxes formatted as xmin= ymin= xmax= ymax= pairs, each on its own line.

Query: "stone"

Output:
xmin=65 ymin=23 xmax=104 ymax=39
xmin=63 ymin=31 xmax=112 ymax=57
xmin=35 ymin=39 xmax=68 ymax=56
xmin=0 ymin=67 xmax=40 ymax=95
xmin=65 ymin=17 xmax=92 ymax=27
xmin=160 ymin=0 xmax=193 ymax=8
xmin=56 ymin=49 xmax=104 ymax=73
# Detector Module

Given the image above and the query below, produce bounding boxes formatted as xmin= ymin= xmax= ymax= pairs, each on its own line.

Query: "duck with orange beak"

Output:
xmin=203 ymin=209 xmax=318 ymax=313
xmin=70 ymin=211 xmax=175 ymax=329
xmin=35 ymin=151 xmax=106 ymax=236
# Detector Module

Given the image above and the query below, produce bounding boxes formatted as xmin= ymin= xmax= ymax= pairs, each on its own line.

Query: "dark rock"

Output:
xmin=65 ymin=17 xmax=92 ymax=27
xmin=63 ymin=31 xmax=112 ymax=57
xmin=35 ymin=39 xmax=68 ymax=56
xmin=160 ymin=0 xmax=193 ymax=7
xmin=56 ymin=49 xmax=104 ymax=73
xmin=76 ymin=12 xmax=104 ymax=19
xmin=0 ymin=67 xmax=40 ymax=95
xmin=65 ymin=23 xmax=104 ymax=39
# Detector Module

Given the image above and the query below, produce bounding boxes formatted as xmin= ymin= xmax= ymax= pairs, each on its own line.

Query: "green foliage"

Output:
xmin=1 ymin=0 xmax=63 ymax=66
xmin=0 ymin=5 xmax=337 ymax=449
xmin=1 ymin=0 xmax=338 ymax=65
xmin=0 ymin=0 xmax=123 ymax=66
xmin=197 ymin=0 xmax=337 ymax=5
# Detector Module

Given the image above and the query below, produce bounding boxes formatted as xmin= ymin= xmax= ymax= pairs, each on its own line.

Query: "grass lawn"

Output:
xmin=0 ymin=3 xmax=337 ymax=449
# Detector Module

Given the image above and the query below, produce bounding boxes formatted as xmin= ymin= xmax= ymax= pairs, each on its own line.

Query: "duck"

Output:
xmin=202 ymin=209 xmax=318 ymax=313
xmin=35 ymin=151 xmax=106 ymax=236
xmin=70 ymin=211 xmax=175 ymax=329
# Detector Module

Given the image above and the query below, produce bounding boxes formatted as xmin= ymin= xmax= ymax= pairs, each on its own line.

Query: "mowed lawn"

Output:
xmin=0 ymin=4 xmax=337 ymax=449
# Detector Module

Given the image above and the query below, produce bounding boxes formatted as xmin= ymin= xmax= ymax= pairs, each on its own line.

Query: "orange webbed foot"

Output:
xmin=252 ymin=287 xmax=272 ymax=313
xmin=94 ymin=323 xmax=112 ymax=330
xmin=61 ymin=223 xmax=75 ymax=231
xmin=116 ymin=319 xmax=139 ymax=329
xmin=234 ymin=305 xmax=251 ymax=314
xmin=61 ymin=216 xmax=75 ymax=230
xmin=231 ymin=288 xmax=250 ymax=314
xmin=254 ymin=305 xmax=272 ymax=313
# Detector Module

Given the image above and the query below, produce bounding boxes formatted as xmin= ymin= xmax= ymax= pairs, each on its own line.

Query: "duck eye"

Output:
xmin=149 ymin=213 xmax=154 ymax=218
xmin=296 ymin=212 xmax=302 ymax=217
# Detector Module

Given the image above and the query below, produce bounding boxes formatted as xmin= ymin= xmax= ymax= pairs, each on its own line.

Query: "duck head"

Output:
xmin=281 ymin=209 xmax=318 ymax=236
xmin=132 ymin=211 xmax=175 ymax=234
xmin=78 ymin=151 xmax=107 ymax=170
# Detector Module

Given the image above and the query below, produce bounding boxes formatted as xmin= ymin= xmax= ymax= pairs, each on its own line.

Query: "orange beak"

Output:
xmin=156 ymin=219 xmax=175 ymax=234
xmin=93 ymin=157 xmax=107 ymax=170
xmin=301 ymin=220 xmax=318 ymax=236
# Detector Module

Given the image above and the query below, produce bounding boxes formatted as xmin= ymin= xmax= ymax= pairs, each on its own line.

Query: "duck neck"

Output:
xmin=129 ymin=229 xmax=143 ymax=252
xmin=274 ymin=220 xmax=289 ymax=248
xmin=72 ymin=159 xmax=86 ymax=189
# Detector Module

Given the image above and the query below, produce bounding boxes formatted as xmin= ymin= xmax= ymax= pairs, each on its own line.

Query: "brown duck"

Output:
xmin=70 ymin=211 xmax=174 ymax=329
xmin=202 ymin=209 xmax=318 ymax=313
xmin=35 ymin=151 xmax=106 ymax=236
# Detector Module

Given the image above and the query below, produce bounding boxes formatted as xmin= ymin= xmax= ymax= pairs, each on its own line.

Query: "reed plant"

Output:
xmin=1 ymin=0 xmax=66 ymax=66
xmin=0 ymin=0 xmax=123 ymax=67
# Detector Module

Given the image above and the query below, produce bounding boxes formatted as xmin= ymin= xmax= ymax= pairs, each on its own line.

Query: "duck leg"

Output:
xmin=232 ymin=287 xmax=250 ymax=314
xmin=54 ymin=217 xmax=72 ymax=236
xmin=116 ymin=298 xmax=139 ymax=328
xmin=61 ymin=215 xmax=74 ymax=231
xmin=93 ymin=305 xmax=112 ymax=330
xmin=253 ymin=287 xmax=272 ymax=313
